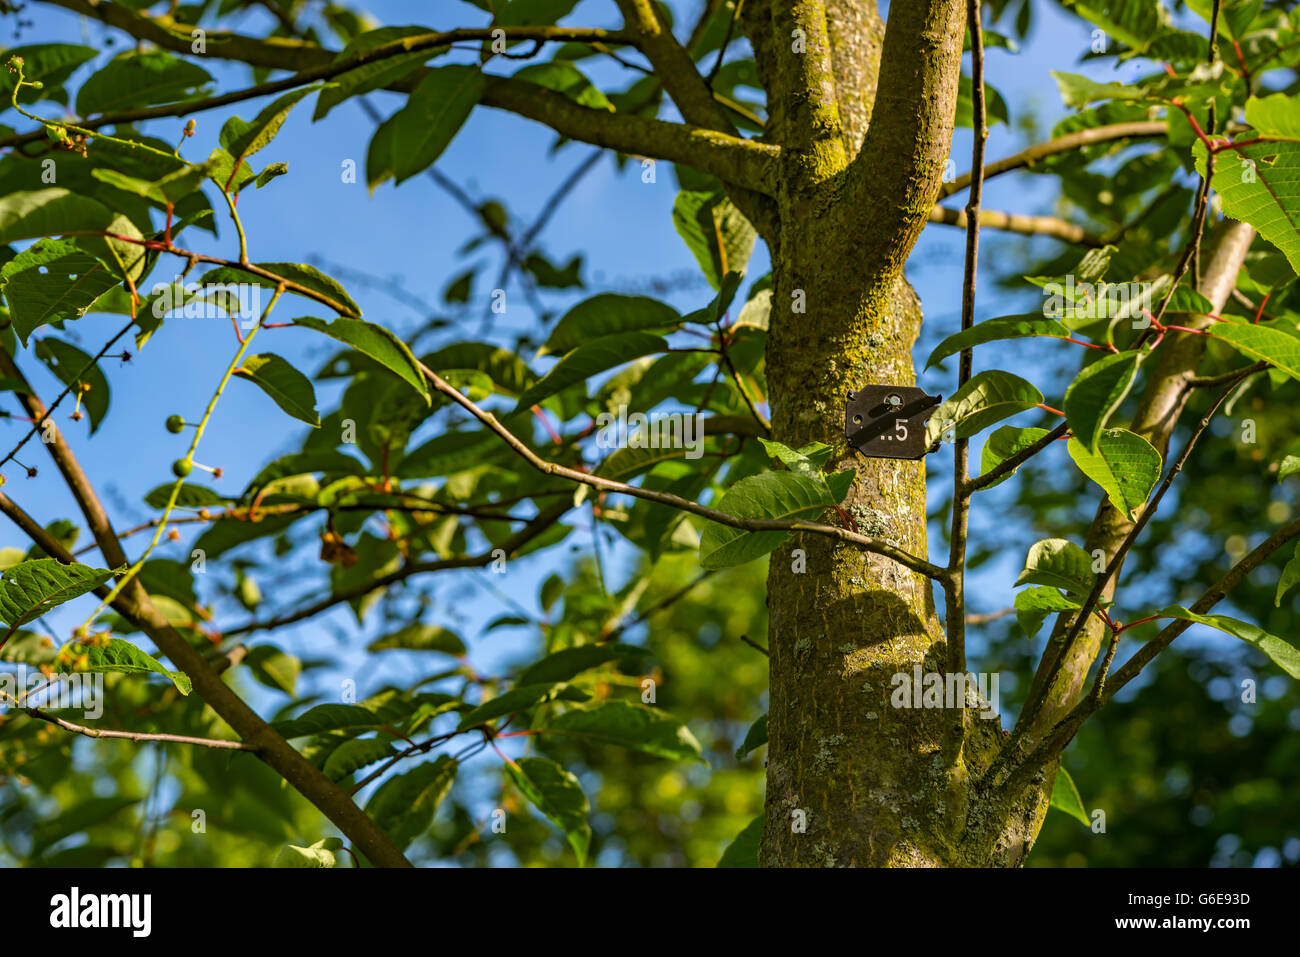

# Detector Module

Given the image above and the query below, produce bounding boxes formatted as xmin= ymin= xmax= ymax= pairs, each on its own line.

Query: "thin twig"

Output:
xmin=20 ymin=705 xmax=255 ymax=750
xmin=946 ymin=0 xmax=988 ymax=682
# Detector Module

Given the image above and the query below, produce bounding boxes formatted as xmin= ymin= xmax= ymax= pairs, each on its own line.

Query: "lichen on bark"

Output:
xmin=738 ymin=0 xmax=1047 ymax=867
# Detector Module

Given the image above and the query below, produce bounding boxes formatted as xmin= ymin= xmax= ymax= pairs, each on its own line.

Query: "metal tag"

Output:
xmin=845 ymin=385 xmax=942 ymax=460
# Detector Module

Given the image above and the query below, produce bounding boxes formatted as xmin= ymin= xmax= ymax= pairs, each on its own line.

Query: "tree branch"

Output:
xmin=994 ymin=511 xmax=1300 ymax=804
xmin=479 ymin=76 xmax=778 ymax=193
xmin=415 ymin=360 xmax=948 ymax=581
xmin=613 ymin=0 xmax=737 ymax=134
xmin=1013 ymin=219 xmax=1256 ymax=751
xmin=926 ymin=204 xmax=1106 ymax=246
xmin=0 ymin=370 xmax=413 ymax=866
xmin=938 ymin=121 xmax=1168 ymax=199
xmin=26 ymin=0 xmax=777 ymax=195
xmin=221 ymin=500 xmax=573 ymax=639
xmin=847 ymin=0 xmax=965 ymax=285
xmin=945 ymin=0 xmax=988 ymax=683
xmin=20 ymin=706 xmax=255 ymax=750
xmin=963 ymin=422 xmax=1070 ymax=494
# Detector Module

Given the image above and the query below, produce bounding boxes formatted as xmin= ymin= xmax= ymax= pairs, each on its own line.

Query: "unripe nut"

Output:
xmin=165 ymin=415 xmax=185 ymax=433
xmin=172 ymin=459 xmax=192 ymax=478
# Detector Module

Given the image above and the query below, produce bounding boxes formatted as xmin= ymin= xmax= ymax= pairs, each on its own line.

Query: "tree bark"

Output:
xmin=744 ymin=0 xmax=1048 ymax=866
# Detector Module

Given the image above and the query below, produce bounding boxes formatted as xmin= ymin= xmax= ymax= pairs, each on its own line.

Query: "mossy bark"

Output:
xmin=740 ymin=0 xmax=1051 ymax=867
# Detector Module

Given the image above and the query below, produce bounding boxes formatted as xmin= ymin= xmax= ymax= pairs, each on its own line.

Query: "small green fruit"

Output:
xmin=165 ymin=415 xmax=185 ymax=434
xmin=172 ymin=459 xmax=192 ymax=478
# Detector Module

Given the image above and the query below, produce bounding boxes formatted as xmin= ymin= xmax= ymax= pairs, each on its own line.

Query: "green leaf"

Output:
xmin=1067 ymin=428 xmax=1162 ymax=518
xmin=518 ymin=643 xmax=649 ymax=685
xmin=197 ymin=262 xmax=361 ymax=316
xmin=541 ymin=294 xmax=681 ymax=356
xmin=255 ymin=162 xmax=289 ymax=189
xmin=1224 ymin=0 xmax=1264 ymax=40
xmin=1 ymin=630 xmax=57 ymax=667
xmin=462 ymin=0 xmax=580 ymax=27
xmin=1064 ymin=351 xmax=1142 ymax=450
xmin=1049 ymin=766 xmax=1090 ymax=827
xmin=1243 ymin=91 xmax=1300 ymax=138
xmin=505 ymin=756 xmax=590 ymax=866
xmin=0 ymin=240 xmax=119 ymax=345
xmin=0 ymin=189 xmax=116 ymax=245
xmin=244 ymin=645 xmax=299 ymax=695
xmin=205 ymin=146 xmax=256 ymax=194
xmin=34 ymin=338 xmax=109 ymax=433
xmin=513 ymin=332 xmax=666 ymax=412
xmin=419 ymin=342 xmax=537 ymax=398
xmin=75 ymin=50 xmax=212 ymax=115
xmin=143 ymin=482 xmax=226 ymax=510
xmin=293 ymin=316 xmax=429 ymax=402
xmin=62 ymin=637 xmax=191 ymax=695
xmin=218 ymin=86 xmax=318 ymax=185
xmin=272 ymin=839 xmax=340 ymax=868
xmin=717 ymin=815 xmax=762 ymax=867
xmin=1015 ymin=586 xmax=1082 ymax=638
xmin=925 ymin=370 xmax=1043 ymax=445
xmin=735 ymin=712 xmax=768 ymax=760
xmin=513 ymin=61 xmax=613 ymax=110
xmin=1068 ymin=0 xmax=1172 ymax=52
xmin=367 ymin=624 xmax=466 ymax=655
xmin=234 ymin=353 xmax=320 ymax=427
xmin=757 ymin=438 xmax=834 ymax=474
xmin=978 ymin=426 xmax=1049 ymax=490
xmin=925 ymin=315 xmax=1073 ymax=369
xmin=1192 ymin=94 xmax=1300 ymax=272
xmin=1277 ymin=544 xmax=1300 ymax=608
xmin=699 ymin=471 xmax=838 ymax=569
xmin=137 ymin=558 xmax=197 ymax=609
xmin=545 ymin=700 xmax=704 ymax=762
xmin=321 ymin=737 xmax=397 ymax=782
xmin=392 ymin=65 xmax=484 ymax=183
xmin=240 ymin=450 xmax=366 ymax=499
xmin=457 ymin=682 xmax=569 ymax=730
xmin=92 ymin=160 xmax=216 ymax=204
xmin=313 ymin=27 xmax=446 ymax=121
xmin=366 ymin=755 xmax=457 ymax=851
xmin=29 ymin=795 xmax=139 ymax=859
xmin=365 ymin=112 xmax=400 ymax=192
xmin=273 ymin=703 xmax=391 ymax=739
xmin=0 ymin=44 xmax=97 ymax=105
xmin=0 ymin=558 xmax=115 ymax=628
xmin=955 ymin=71 xmax=1010 ymax=127
xmin=1015 ymin=538 xmax=1097 ymax=598
xmin=757 ymin=438 xmax=851 ymax=503
xmin=1206 ymin=319 xmax=1300 ymax=382
xmin=672 ymin=189 xmax=757 ymax=289
xmin=397 ymin=415 xmax=533 ymax=479
xmin=1051 ymin=70 xmax=1153 ymax=109
xmin=1157 ymin=605 xmax=1300 ymax=678
xmin=192 ymin=510 xmax=301 ymax=560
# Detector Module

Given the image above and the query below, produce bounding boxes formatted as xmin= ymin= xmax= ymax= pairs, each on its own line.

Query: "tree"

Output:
xmin=1 ymin=0 xmax=1298 ymax=868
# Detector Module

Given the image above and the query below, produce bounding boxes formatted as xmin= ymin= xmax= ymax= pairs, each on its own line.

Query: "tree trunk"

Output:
xmin=746 ymin=0 xmax=1050 ymax=867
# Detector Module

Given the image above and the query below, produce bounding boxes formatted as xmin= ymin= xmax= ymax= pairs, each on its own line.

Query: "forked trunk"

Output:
xmin=747 ymin=0 xmax=1052 ymax=867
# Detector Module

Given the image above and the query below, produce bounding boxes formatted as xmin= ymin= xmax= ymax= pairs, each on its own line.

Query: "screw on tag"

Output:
xmin=844 ymin=385 xmax=942 ymax=460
